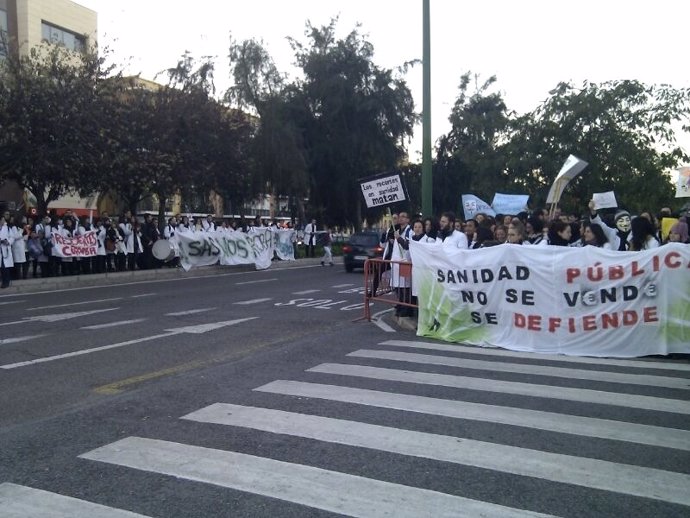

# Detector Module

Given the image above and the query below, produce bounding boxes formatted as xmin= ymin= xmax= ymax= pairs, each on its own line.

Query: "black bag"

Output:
xmin=42 ymin=239 xmax=52 ymax=257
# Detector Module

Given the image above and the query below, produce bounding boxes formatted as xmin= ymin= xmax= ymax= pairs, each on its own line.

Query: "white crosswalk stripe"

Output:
xmin=0 ymin=483 xmax=150 ymax=517
xmin=8 ymin=339 xmax=687 ymax=516
xmin=182 ymin=403 xmax=690 ymax=505
xmin=347 ymin=349 xmax=690 ymax=390
xmin=307 ymin=363 xmax=690 ymax=416
xmin=80 ymin=437 xmax=554 ymax=518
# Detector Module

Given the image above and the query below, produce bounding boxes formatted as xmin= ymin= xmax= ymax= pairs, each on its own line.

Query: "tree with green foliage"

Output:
xmin=434 ymin=73 xmax=510 ymax=215
xmin=228 ymin=38 xmax=309 ymax=220
xmin=289 ymin=19 xmax=417 ymax=228
xmin=0 ymin=43 xmax=114 ymax=215
xmin=504 ymin=80 xmax=690 ymax=214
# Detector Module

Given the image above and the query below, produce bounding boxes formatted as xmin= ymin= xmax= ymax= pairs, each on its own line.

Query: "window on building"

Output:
xmin=41 ymin=21 xmax=85 ymax=53
xmin=0 ymin=8 xmax=8 ymax=58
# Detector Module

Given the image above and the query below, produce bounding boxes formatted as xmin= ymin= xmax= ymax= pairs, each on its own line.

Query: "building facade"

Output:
xmin=0 ymin=0 xmax=96 ymax=59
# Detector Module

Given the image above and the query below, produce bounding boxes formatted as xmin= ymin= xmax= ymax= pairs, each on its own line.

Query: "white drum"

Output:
xmin=152 ymin=239 xmax=175 ymax=261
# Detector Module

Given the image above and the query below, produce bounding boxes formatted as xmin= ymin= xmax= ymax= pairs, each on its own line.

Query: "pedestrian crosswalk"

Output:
xmin=2 ymin=339 xmax=689 ymax=516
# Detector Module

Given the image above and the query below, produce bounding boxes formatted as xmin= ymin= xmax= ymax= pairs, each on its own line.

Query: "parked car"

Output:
xmin=342 ymin=231 xmax=384 ymax=272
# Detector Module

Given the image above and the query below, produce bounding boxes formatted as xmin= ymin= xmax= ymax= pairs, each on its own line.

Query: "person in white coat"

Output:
xmin=1 ymin=215 xmax=15 ymax=288
xmin=390 ymin=212 xmax=413 ymax=317
xmin=438 ymin=212 xmax=469 ymax=249
xmin=303 ymin=218 xmax=318 ymax=257
xmin=94 ymin=219 xmax=107 ymax=273
xmin=9 ymin=215 xmax=28 ymax=280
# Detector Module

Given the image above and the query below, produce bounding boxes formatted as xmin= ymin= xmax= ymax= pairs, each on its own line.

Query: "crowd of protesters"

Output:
xmin=384 ymin=202 xmax=688 ymax=254
xmin=372 ymin=201 xmax=689 ymax=318
xmin=0 ymin=210 xmax=304 ymax=289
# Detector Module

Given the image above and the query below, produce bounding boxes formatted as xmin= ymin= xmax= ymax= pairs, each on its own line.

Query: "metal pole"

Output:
xmin=421 ymin=0 xmax=432 ymax=216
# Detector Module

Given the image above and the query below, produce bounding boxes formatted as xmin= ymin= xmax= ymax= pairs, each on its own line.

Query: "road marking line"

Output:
xmin=27 ymin=298 xmax=122 ymax=311
xmin=255 ymin=381 xmax=690 ymax=451
xmin=380 ymin=339 xmax=690 ymax=372
xmin=292 ymin=289 xmax=321 ymax=295
xmin=130 ymin=293 xmax=156 ymax=298
xmin=1 ymin=317 xmax=257 ymax=370
xmin=183 ymin=403 xmax=690 ymax=506
xmin=94 ymin=360 xmax=208 ymax=395
xmin=0 ymin=300 xmax=25 ymax=306
xmin=0 ymin=334 xmax=45 ymax=345
xmin=0 ymin=332 xmax=177 ymax=370
xmin=81 ymin=319 xmax=147 ymax=330
xmin=0 ymin=308 xmax=120 ymax=327
xmin=233 ymin=298 xmax=272 ymax=305
xmin=309 ymin=363 xmax=690 ymax=421
xmin=165 ymin=317 xmax=257 ymax=334
xmin=0 ymin=483 xmax=151 ymax=517
xmin=236 ymin=278 xmax=277 ymax=285
xmin=348 ymin=349 xmax=690 ymax=391
xmin=371 ymin=308 xmax=396 ymax=333
xmin=165 ymin=307 xmax=216 ymax=316
xmin=80 ymin=437 xmax=553 ymax=518
xmin=331 ymin=283 xmax=355 ymax=288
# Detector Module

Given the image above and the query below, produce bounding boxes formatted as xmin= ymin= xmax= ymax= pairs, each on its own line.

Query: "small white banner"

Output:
xmin=592 ymin=191 xmax=618 ymax=209
xmin=360 ymin=173 xmax=407 ymax=208
xmin=51 ymin=231 xmax=98 ymax=258
xmin=675 ymin=166 xmax=690 ymax=198
xmin=461 ymin=194 xmax=495 ymax=219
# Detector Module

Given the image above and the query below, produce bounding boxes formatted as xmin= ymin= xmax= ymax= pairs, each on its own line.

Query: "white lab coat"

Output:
xmin=1 ymin=223 xmax=16 ymax=267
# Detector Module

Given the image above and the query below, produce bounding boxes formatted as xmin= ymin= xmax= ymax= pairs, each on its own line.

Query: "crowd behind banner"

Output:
xmin=369 ymin=201 xmax=690 ymax=357
xmin=0 ymin=210 xmax=313 ymax=289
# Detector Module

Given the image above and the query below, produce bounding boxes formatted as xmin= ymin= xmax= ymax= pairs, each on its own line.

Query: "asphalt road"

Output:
xmin=0 ymin=262 xmax=689 ymax=517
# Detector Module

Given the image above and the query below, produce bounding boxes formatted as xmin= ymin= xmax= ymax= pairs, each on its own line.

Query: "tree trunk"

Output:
xmin=157 ymin=195 xmax=167 ymax=234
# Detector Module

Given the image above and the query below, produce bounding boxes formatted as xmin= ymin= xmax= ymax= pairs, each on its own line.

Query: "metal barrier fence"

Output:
xmin=362 ymin=258 xmax=418 ymax=321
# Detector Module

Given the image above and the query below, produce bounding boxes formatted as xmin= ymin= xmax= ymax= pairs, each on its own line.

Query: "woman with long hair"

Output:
xmin=628 ymin=216 xmax=660 ymax=251
xmin=582 ymin=223 xmax=612 ymax=249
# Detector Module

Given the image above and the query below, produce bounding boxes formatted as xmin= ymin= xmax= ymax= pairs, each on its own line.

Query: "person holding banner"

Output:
xmin=391 ymin=212 xmax=412 ymax=317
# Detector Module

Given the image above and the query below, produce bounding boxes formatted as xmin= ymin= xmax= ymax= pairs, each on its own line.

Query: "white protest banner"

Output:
xmin=51 ymin=231 xmax=98 ymax=258
xmin=273 ymin=229 xmax=296 ymax=261
xmin=360 ymin=173 xmax=407 ymax=208
xmin=491 ymin=193 xmax=529 ymax=215
xmin=675 ymin=166 xmax=690 ymax=198
xmin=175 ymin=228 xmax=285 ymax=271
xmin=546 ymin=155 xmax=588 ymax=204
xmin=461 ymin=194 xmax=496 ymax=220
xmin=592 ymin=191 xmax=618 ymax=209
xmin=409 ymin=241 xmax=690 ymax=357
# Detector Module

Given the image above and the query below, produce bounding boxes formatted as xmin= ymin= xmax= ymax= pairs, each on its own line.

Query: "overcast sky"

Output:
xmin=75 ymin=0 xmax=689 ymax=160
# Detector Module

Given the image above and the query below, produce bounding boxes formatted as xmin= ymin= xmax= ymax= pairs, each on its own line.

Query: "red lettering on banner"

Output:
xmin=527 ymin=315 xmax=541 ymax=331
xmin=548 ymin=317 xmax=561 ymax=332
xmin=630 ymin=261 xmax=644 ymax=277
xmin=514 ymin=312 xmax=526 ymax=328
xmin=643 ymin=306 xmax=658 ymax=323
xmin=665 ymin=252 xmax=682 ymax=268
xmin=582 ymin=315 xmax=597 ymax=331
xmin=609 ymin=265 xmax=625 ymax=280
xmin=566 ymin=268 xmax=580 ymax=283
xmin=513 ymin=307 xmax=660 ymax=333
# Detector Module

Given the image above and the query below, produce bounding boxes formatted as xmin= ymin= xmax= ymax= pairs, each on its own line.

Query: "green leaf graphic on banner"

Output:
xmin=661 ymin=279 xmax=690 ymax=344
xmin=416 ymin=271 xmax=489 ymax=343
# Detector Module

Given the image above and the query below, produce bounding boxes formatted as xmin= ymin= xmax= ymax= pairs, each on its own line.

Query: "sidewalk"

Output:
xmin=0 ymin=257 xmax=338 ymax=295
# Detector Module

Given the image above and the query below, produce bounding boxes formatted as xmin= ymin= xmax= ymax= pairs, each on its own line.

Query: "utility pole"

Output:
xmin=422 ymin=0 xmax=432 ymax=216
